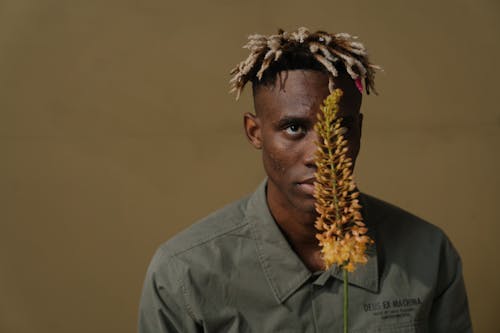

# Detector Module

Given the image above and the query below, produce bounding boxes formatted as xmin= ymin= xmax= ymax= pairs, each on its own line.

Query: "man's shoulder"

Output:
xmin=158 ymin=194 xmax=252 ymax=257
xmin=361 ymin=193 xmax=457 ymax=261
xmin=362 ymin=192 xmax=447 ymax=240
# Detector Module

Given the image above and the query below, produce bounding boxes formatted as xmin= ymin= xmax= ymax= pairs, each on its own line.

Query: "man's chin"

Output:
xmin=292 ymin=196 xmax=317 ymax=215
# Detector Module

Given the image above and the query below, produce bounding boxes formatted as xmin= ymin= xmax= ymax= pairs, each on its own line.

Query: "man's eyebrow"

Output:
xmin=275 ymin=116 xmax=312 ymax=128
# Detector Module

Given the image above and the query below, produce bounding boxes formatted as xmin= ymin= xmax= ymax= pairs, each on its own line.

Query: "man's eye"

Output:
xmin=285 ymin=124 xmax=305 ymax=136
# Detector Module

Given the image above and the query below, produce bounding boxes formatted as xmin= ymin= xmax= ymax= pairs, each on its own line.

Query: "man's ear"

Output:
xmin=359 ymin=112 xmax=364 ymax=139
xmin=243 ymin=112 xmax=263 ymax=149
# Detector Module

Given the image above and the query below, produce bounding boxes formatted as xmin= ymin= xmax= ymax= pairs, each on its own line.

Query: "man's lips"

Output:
xmin=299 ymin=177 xmax=316 ymax=184
xmin=297 ymin=177 xmax=316 ymax=195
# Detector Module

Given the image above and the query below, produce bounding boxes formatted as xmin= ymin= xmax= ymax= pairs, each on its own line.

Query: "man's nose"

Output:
xmin=303 ymin=130 xmax=320 ymax=168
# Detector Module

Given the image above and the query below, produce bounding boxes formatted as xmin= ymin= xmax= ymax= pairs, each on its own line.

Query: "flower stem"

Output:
xmin=344 ymin=269 xmax=348 ymax=333
xmin=325 ymin=118 xmax=341 ymax=223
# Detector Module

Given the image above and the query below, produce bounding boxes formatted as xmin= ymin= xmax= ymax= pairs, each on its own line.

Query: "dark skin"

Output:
xmin=244 ymin=70 xmax=363 ymax=272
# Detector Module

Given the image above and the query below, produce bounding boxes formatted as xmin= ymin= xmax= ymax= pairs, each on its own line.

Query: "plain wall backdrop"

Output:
xmin=1 ymin=0 xmax=499 ymax=332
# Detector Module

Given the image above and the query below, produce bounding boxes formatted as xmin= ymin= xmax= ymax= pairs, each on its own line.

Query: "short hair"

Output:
xmin=229 ymin=27 xmax=380 ymax=99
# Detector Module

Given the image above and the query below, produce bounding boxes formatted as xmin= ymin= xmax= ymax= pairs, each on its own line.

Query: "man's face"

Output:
xmin=244 ymin=70 xmax=363 ymax=217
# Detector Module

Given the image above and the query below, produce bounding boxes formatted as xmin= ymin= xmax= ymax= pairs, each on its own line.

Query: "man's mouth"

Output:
xmin=297 ymin=177 xmax=316 ymax=196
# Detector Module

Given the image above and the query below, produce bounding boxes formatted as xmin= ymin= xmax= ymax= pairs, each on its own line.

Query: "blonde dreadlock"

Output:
xmin=229 ymin=27 xmax=380 ymax=100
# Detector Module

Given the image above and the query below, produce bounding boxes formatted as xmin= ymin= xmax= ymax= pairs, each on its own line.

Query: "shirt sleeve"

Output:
xmin=428 ymin=236 xmax=473 ymax=333
xmin=138 ymin=248 xmax=201 ymax=333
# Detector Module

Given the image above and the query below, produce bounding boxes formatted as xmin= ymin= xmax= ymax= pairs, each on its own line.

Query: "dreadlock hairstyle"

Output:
xmin=229 ymin=27 xmax=380 ymax=100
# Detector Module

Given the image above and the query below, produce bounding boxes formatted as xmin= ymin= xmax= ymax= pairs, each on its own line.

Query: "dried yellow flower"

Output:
xmin=313 ymin=89 xmax=373 ymax=272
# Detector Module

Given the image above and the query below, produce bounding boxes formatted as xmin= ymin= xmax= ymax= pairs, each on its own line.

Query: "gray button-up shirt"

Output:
xmin=138 ymin=180 xmax=472 ymax=332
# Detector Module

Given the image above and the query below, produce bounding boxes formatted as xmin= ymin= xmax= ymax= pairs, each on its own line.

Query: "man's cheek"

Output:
xmin=346 ymin=137 xmax=360 ymax=160
xmin=267 ymin=151 xmax=286 ymax=174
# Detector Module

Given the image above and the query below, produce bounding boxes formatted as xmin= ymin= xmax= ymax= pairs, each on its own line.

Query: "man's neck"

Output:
xmin=266 ymin=185 xmax=324 ymax=271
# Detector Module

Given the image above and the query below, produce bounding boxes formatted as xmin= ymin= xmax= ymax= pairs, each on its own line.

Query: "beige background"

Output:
xmin=1 ymin=0 xmax=499 ymax=332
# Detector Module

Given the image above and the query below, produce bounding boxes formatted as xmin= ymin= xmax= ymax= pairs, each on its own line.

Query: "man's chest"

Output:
xmin=188 ymin=269 xmax=432 ymax=333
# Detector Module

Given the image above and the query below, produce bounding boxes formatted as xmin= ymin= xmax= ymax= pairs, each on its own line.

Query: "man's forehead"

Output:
xmin=253 ymin=70 xmax=361 ymax=119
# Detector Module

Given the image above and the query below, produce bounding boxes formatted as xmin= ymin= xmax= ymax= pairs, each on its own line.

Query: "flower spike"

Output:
xmin=313 ymin=89 xmax=373 ymax=272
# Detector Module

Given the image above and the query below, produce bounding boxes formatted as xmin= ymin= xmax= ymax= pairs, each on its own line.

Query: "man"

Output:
xmin=138 ymin=28 xmax=472 ymax=332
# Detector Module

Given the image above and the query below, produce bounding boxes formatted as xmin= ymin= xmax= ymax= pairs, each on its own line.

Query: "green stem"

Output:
xmin=344 ymin=269 xmax=348 ymax=333
xmin=325 ymin=118 xmax=341 ymax=223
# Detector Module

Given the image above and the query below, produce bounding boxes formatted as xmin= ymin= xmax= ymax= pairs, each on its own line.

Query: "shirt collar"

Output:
xmin=244 ymin=179 xmax=380 ymax=304
xmin=244 ymin=180 xmax=312 ymax=304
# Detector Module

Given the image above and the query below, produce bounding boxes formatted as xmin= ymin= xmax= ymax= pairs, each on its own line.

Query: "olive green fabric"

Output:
xmin=138 ymin=180 xmax=472 ymax=332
